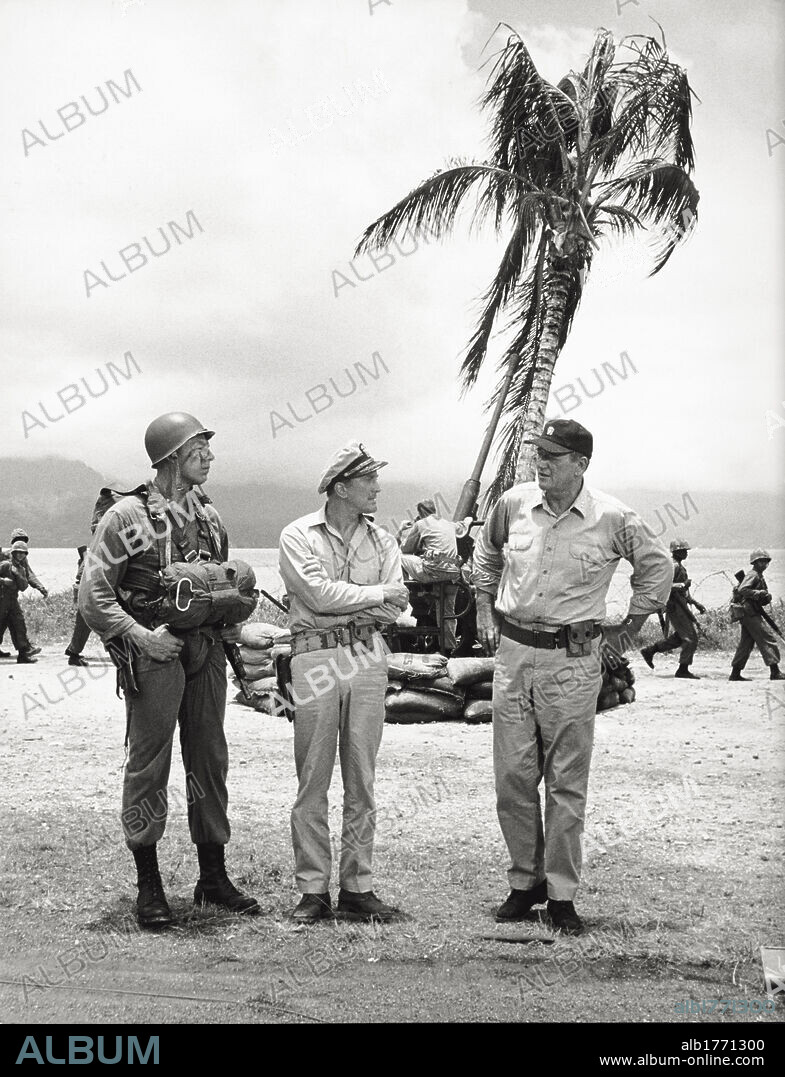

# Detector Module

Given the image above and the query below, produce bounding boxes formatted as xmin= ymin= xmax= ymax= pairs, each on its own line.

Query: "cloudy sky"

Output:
xmin=1 ymin=0 xmax=783 ymax=497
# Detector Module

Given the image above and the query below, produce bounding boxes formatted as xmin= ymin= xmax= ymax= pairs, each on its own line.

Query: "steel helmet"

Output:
xmin=10 ymin=540 xmax=29 ymax=554
xmin=670 ymin=539 xmax=690 ymax=552
xmin=750 ymin=548 xmax=771 ymax=564
xmin=10 ymin=527 xmax=29 ymax=542
xmin=144 ymin=413 xmax=215 ymax=467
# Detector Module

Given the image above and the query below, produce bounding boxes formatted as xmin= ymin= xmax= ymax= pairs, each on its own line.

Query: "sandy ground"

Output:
xmin=0 ymin=643 xmax=783 ymax=1026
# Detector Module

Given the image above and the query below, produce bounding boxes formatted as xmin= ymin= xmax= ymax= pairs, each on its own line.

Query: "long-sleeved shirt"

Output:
xmin=735 ymin=569 xmax=771 ymax=616
xmin=279 ymin=506 xmax=404 ymax=634
xmin=79 ymin=490 xmax=227 ymax=642
xmin=472 ymin=481 xmax=672 ymax=627
xmin=400 ymin=515 xmax=468 ymax=563
xmin=0 ymin=551 xmax=44 ymax=592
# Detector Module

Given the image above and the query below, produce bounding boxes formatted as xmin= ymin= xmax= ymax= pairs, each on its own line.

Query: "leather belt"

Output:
xmin=290 ymin=623 xmax=378 ymax=657
xmin=500 ymin=619 xmax=602 ymax=650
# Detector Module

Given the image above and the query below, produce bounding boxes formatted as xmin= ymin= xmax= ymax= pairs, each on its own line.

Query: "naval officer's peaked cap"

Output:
xmin=318 ymin=441 xmax=388 ymax=494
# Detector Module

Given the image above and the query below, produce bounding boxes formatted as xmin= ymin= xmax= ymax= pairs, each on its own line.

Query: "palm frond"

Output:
xmin=599 ymin=162 xmax=699 ymax=272
xmin=354 ymin=164 xmax=522 ymax=255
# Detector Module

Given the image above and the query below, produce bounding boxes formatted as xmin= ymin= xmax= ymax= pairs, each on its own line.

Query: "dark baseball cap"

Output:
xmin=529 ymin=419 xmax=593 ymax=458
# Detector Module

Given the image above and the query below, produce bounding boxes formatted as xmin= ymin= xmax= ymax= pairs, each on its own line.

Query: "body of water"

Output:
xmin=15 ymin=548 xmax=785 ymax=619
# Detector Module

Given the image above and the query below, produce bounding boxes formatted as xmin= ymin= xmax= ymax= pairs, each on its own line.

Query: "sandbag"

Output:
xmin=597 ymin=690 xmax=620 ymax=712
xmin=463 ymin=699 xmax=493 ymax=723
xmin=386 ymin=652 xmax=447 ymax=683
xmin=446 ymin=657 xmax=495 ymax=686
xmin=385 ymin=689 xmax=463 ymax=720
xmin=467 ymin=681 xmax=493 ymax=701
xmin=233 ymin=674 xmax=278 ymax=693
xmin=233 ymin=689 xmax=279 ymax=715
xmin=239 ymin=646 xmax=274 ymax=666
xmin=384 ymin=709 xmax=439 ymax=725
xmin=620 ymin=688 xmax=635 ymax=704
xmin=244 ymin=663 xmax=275 ymax=682
xmin=240 ymin=622 xmax=291 ymax=649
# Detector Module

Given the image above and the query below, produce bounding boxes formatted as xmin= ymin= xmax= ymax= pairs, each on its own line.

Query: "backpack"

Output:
xmin=89 ymin=484 xmax=258 ymax=629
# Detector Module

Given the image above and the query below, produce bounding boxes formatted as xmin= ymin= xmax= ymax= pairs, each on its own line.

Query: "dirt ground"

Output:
xmin=1 ymin=643 xmax=783 ymax=1026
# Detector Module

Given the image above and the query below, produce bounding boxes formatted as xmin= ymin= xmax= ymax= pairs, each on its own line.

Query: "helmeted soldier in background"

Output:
xmin=79 ymin=412 xmax=260 ymax=927
xmin=640 ymin=539 xmax=706 ymax=679
xmin=729 ymin=550 xmax=783 ymax=681
xmin=0 ymin=528 xmax=45 ymax=659
xmin=0 ymin=542 xmax=39 ymax=663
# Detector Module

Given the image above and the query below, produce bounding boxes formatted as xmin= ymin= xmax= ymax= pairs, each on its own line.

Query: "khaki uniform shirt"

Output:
xmin=472 ymin=481 xmax=671 ymax=626
xmin=279 ymin=507 xmax=404 ymax=634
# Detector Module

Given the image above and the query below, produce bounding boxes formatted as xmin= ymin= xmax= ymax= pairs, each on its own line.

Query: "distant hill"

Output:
xmin=0 ymin=457 xmax=781 ymax=548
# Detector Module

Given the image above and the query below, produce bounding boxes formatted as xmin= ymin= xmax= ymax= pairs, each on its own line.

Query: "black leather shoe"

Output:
xmin=132 ymin=844 xmax=173 ymax=928
xmin=729 ymin=665 xmax=750 ymax=681
xmin=0 ymin=650 xmax=11 ymax=658
xmin=17 ymin=652 xmax=37 ymax=664
xmin=675 ymin=666 xmax=700 ymax=679
xmin=193 ymin=843 xmax=260 ymax=914
xmin=495 ymin=879 xmax=548 ymax=922
xmin=770 ymin=666 xmax=784 ymax=681
xmin=291 ymin=892 xmax=334 ymax=923
xmin=336 ymin=888 xmax=400 ymax=922
xmin=66 ymin=652 xmax=89 ymax=666
xmin=547 ymin=899 xmax=583 ymax=935
xmin=640 ymin=647 xmax=655 ymax=669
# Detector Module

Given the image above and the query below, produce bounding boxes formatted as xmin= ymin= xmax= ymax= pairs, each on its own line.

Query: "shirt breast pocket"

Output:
xmin=348 ymin=549 xmax=380 ymax=586
xmin=505 ymin=533 xmax=534 ymax=558
xmin=569 ymin=542 xmax=612 ymax=583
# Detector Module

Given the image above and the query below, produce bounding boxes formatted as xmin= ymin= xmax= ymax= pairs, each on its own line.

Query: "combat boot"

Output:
xmin=65 ymin=649 xmax=89 ymax=666
xmin=675 ymin=665 xmax=700 ymax=679
xmin=193 ymin=843 xmax=260 ymax=914
xmin=729 ymin=665 xmax=750 ymax=681
xmin=640 ymin=646 xmax=655 ymax=669
xmin=132 ymin=844 xmax=173 ymax=928
xmin=16 ymin=651 xmax=37 ymax=664
xmin=770 ymin=665 xmax=784 ymax=681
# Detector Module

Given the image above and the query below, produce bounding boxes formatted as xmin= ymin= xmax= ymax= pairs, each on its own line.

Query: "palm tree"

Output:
xmin=355 ymin=25 xmax=699 ymax=507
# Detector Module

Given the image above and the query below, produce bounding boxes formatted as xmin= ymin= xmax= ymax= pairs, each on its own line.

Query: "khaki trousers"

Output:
xmin=733 ymin=614 xmax=781 ymax=668
xmin=290 ymin=635 xmax=388 ymax=894
xmin=492 ymin=635 xmax=602 ymax=901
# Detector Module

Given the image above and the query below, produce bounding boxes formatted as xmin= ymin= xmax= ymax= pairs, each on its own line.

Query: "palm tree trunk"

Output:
xmin=513 ymin=263 xmax=573 ymax=482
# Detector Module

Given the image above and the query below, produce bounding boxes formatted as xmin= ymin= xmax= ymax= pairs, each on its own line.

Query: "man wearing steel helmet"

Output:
xmin=79 ymin=412 xmax=259 ymax=927
xmin=0 ymin=542 xmax=39 ymax=663
xmin=278 ymin=441 xmax=409 ymax=924
xmin=473 ymin=419 xmax=671 ymax=934
xmin=729 ymin=550 xmax=783 ymax=681
xmin=640 ymin=540 xmax=706 ymax=679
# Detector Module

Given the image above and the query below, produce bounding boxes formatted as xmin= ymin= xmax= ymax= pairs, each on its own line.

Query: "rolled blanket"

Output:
xmin=240 ymin=622 xmax=291 ymax=650
xmin=463 ymin=699 xmax=493 ymax=723
xmin=446 ymin=657 xmax=495 ymax=687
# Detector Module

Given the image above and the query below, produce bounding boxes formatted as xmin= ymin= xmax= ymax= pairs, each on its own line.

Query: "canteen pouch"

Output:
xmin=566 ymin=619 xmax=595 ymax=657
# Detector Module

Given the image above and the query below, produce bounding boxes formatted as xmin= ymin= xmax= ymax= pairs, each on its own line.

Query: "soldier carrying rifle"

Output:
xmin=640 ymin=539 xmax=706 ymax=679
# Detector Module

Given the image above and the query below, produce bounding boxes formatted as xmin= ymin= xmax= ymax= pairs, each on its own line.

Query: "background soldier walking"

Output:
xmin=640 ymin=539 xmax=706 ymax=679
xmin=729 ymin=550 xmax=783 ymax=681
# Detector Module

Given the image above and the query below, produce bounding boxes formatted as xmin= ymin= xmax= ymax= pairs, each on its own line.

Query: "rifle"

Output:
xmin=671 ymin=590 xmax=718 ymax=645
xmin=260 ymin=588 xmax=289 ymax=614
xmin=223 ymin=639 xmax=253 ymax=701
xmin=733 ymin=568 xmax=784 ymax=639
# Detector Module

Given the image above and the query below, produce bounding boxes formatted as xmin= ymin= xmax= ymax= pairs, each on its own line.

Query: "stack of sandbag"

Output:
xmin=384 ymin=653 xmax=495 ymax=724
xmin=231 ymin=622 xmax=291 ymax=714
xmin=446 ymin=656 xmax=495 ymax=723
xmin=597 ymin=646 xmax=636 ymax=712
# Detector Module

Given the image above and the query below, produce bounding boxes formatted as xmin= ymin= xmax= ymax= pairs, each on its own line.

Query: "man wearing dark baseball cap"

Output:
xmin=473 ymin=418 xmax=671 ymax=934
